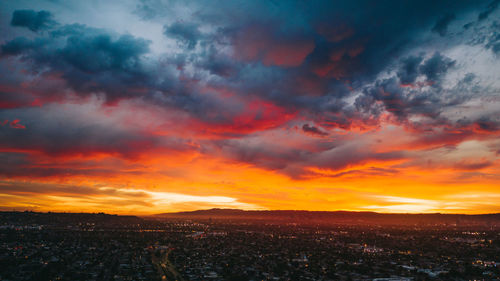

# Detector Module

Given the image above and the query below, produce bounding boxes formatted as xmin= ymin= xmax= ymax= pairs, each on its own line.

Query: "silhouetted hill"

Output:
xmin=151 ymin=208 xmax=500 ymax=226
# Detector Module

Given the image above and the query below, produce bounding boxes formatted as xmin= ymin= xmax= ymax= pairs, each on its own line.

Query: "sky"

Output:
xmin=0 ymin=0 xmax=500 ymax=215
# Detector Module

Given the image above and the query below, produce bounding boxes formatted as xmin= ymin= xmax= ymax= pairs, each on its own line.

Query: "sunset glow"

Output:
xmin=1 ymin=1 xmax=500 ymax=215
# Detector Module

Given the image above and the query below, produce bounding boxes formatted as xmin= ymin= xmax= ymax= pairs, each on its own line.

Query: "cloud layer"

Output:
xmin=0 ymin=0 xmax=499 ymax=213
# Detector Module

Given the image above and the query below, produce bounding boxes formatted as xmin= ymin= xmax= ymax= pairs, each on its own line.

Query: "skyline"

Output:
xmin=1 ymin=0 xmax=500 ymax=215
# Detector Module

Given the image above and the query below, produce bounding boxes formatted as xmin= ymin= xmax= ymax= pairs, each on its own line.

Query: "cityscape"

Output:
xmin=1 ymin=210 xmax=499 ymax=280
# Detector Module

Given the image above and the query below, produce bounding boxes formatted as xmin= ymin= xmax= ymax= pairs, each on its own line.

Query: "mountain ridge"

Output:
xmin=149 ymin=208 xmax=500 ymax=226
xmin=154 ymin=208 xmax=500 ymax=216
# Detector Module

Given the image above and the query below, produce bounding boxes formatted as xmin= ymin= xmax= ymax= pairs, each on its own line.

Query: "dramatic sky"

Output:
xmin=1 ymin=0 xmax=500 ymax=214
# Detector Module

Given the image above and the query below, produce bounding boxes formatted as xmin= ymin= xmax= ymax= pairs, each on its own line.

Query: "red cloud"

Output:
xmin=190 ymin=99 xmax=296 ymax=137
xmin=311 ymin=42 xmax=365 ymax=78
xmin=233 ymin=25 xmax=315 ymax=67
xmin=10 ymin=119 xmax=26 ymax=129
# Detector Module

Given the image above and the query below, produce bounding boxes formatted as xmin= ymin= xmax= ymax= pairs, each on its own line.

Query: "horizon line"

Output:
xmin=3 ymin=208 xmax=500 ymax=217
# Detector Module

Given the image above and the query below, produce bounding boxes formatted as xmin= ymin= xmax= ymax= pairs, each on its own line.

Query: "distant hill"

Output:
xmin=151 ymin=208 xmax=500 ymax=226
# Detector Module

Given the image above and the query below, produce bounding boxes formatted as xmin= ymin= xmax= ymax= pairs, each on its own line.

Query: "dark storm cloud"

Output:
xmin=164 ymin=21 xmax=202 ymax=49
xmin=1 ymin=37 xmax=41 ymax=56
xmin=196 ymin=50 xmax=237 ymax=77
xmin=208 ymin=136 xmax=405 ymax=178
xmin=358 ymin=52 xmax=458 ymax=123
xmin=397 ymin=55 xmax=424 ymax=85
xmin=0 ymin=109 xmax=147 ymax=157
xmin=478 ymin=0 xmax=500 ymax=20
xmin=453 ymin=160 xmax=493 ymax=171
xmin=150 ymin=0 xmax=482 ymax=133
xmin=419 ymin=53 xmax=456 ymax=82
xmin=292 ymin=1 xmax=473 ymax=82
xmin=1 ymin=22 xmax=155 ymax=102
xmin=302 ymin=124 xmax=328 ymax=137
xmin=10 ymin=10 xmax=57 ymax=32
xmin=0 ymin=91 xmax=35 ymax=109
xmin=1 ymin=11 xmax=255 ymax=124
xmin=485 ymin=23 xmax=500 ymax=54
xmin=313 ymin=148 xmax=405 ymax=171
xmin=0 ymin=2 xmax=485 ymax=121
xmin=1 ymin=1 xmax=500 ymax=179
xmin=214 ymin=139 xmax=313 ymax=172
xmin=473 ymin=116 xmax=500 ymax=132
xmin=57 ymin=33 xmax=152 ymax=97
xmin=59 ymin=34 xmax=150 ymax=74
xmin=363 ymin=78 xmax=440 ymax=121
xmin=323 ymin=167 xmax=399 ymax=179
xmin=136 ymin=0 xmax=477 ymax=83
xmin=0 ymin=104 xmax=194 ymax=158
xmin=432 ymin=14 xmax=456 ymax=36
